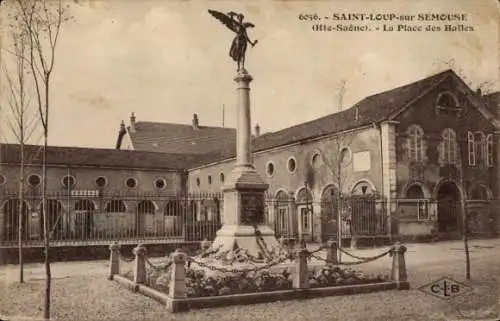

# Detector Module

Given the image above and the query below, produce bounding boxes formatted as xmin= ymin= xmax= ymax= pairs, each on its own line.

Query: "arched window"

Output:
xmin=339 ymin=147 xmax=352 ymax=166
xmin=105 ymin=200 xmax=126 ymax=213
xmin=296 ymin=187 xmax=313 ymax=235
xmin=74 ymin=199 xmax=95 ymax=211
xmin=437 ymin=93 xmax=457 ymax=108
xmin=467 ymin=132 xmax=475 ymax=166
xmin=406 ymin=184 xmax=424 ymax=199
xmin=442 ymin=128 xmax=457 ymax=164
xmin=351 ymin=180 xmax=374 ymax=196
xmin=296 ymin=187 xmax=313 ymax=205
xmin=475 ymin=132 xmax=485 ymax=166
xmin=436 ymin=92 xmax=460 ymax=115
xmin=486 ymin=134 xmax=494 ymax=167
xmin=137 ymin=200 xmax=156 ymax=214
xmin=407 ymin=125 xmax=424 ymax=162
xmin=469 ymin=184 xmax=489 ymax=200
xmin=275 ymin=190 xmax=290 ymax=238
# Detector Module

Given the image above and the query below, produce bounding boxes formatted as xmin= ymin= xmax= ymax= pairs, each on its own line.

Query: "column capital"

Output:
xmin=234 ymin=69 xmax=253 ymax=86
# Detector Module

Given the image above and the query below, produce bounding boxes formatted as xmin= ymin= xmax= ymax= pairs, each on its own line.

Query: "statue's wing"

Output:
xmin=243 ymin=22 xmax=255 ymax=28
xmin=208 ymin=10 xmax=238 ymax=33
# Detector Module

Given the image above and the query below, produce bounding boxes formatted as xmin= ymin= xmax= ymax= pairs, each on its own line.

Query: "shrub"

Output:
xmin=309 ymin=266 xmax=388 ymax=288
xmin=142 ymin=260 xmax=388 ymax=298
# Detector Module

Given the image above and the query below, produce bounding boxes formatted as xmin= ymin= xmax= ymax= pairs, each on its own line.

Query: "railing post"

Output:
xmin=167 ymin=249 xmax=189 ymax=313
xmin=133 ymin=244 xmax=147 ymax=285
xmin=326 ymin=239 xmax=338 ymax=266
xmin=278 ymin=236 xmax=285 ymax=248
xmin=293 ymin=239 xmax=310 ymax=289
xmin=108 ymin=241 xmax=121 ymax=280
xmin=390 ymin=242 xmax=409 ymax=289
xmin=200 ymin=238 xmax=211 ymax=252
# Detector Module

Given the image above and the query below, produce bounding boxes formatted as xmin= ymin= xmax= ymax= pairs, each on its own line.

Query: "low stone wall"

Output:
xmin=0 ymin=242 xmax=200 ymax=265
xmin=108 ymin=240 xmax=410 ymax=313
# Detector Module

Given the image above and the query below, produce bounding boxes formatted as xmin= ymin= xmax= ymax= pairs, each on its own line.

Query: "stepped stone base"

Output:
xmin=211 ymin=224 xmax=279 ymax=258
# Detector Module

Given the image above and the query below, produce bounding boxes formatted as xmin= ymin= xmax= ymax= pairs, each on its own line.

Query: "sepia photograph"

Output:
xmin=0 ymin=0 xmax=499 ymax=320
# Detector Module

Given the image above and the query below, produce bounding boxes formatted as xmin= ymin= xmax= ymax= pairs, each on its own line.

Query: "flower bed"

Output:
xmin=122 ymin=262 xmax=389 ymax=298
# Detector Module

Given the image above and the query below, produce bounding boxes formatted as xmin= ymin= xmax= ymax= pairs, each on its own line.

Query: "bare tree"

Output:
xmin=318 ymin=132 xmax=356 ymax=249
xmin=304 ymin=80 xmax=357 ymax=257
xmin=5 ymin=0 xmax=71 ymax=318
xmin=1 ymin=25 xmax=40 ymax=283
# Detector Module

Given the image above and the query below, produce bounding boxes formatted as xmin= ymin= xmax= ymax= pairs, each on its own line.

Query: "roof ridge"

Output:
xmin=264 ymin=69 xmax=454 ymax=138
xmin=135 ymin=121 xmax=236 ymax=130
xmin=354 ymin=69 xmax=453 ymax=103
xmin=0 ymin=143 xmax=203 ymax=157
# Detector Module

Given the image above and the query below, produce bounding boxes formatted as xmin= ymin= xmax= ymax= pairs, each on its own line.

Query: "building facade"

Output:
xmin=180 ymin=70 xmax=500 ymax=242
xmin=0 ymin=144 xmax=206 ymax=245
xmin=2 ymin=69 xmax=499 ymax=251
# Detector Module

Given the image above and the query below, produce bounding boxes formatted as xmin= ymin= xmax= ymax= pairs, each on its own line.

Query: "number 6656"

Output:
xmin=298 ymin=13 xmax=320 ymax=21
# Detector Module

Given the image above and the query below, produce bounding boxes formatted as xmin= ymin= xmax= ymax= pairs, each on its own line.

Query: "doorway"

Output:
xmin=436 ymin=182 xmax=461 ymax=233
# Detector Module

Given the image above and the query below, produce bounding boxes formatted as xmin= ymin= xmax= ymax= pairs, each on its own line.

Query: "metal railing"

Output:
xmin=4 ymin=188 xmax=494 ymax=247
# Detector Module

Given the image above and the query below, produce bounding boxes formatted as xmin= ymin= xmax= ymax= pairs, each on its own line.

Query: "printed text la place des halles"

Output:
xmin=298 ymin=13 xmax=474 ymax=32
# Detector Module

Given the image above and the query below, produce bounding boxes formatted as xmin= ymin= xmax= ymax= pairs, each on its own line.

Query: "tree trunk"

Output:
xmin=43 ymin=74 xmax=51 ymax=318
xmin=18 ymin=141 xmax=25 ymax=283
xmin=336 ymin=192 xmax=342 ymax=262
xmin=42 ymin=133 xmax=51 ymax=320
xmin=463 ymin=205 xmax=471 ymax=280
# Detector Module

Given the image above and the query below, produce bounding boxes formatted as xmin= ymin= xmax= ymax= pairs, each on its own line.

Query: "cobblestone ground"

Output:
xmin=1 ymin=239 xmax=499 ymax=321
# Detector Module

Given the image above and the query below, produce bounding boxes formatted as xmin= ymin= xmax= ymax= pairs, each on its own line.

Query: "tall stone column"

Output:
xmin=211 ymin=69 xmax=278 ymax=257
xmin=236 ymin=71 xmax=253 ymax=167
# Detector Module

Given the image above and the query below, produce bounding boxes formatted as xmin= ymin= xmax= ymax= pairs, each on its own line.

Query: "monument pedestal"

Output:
xmin=211 ymin=164 xmax=279 ymax=258
xmin=210 ymin=69 xmax=279 ymax=259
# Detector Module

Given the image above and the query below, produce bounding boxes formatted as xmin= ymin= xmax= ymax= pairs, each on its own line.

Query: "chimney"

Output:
xmin=355 ymin=107 xmax=359 ymax=121
xmin=119 ymin=120 xmax=126 ymax=133
xmin=129 ymin=112 xmax=136 ymax=132
xmin=115 ymin=120 xmax=127 ymax=149
xmin=476 ymin=88 xmax=482 ymax=96
xmin=254 ymin=123 xmax=260 ymax=138
xmin=192 ymin=113 xmax=199 ymax=130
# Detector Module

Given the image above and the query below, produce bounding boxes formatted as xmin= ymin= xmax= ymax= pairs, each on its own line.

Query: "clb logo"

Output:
xmin=418 ymin=277 xmax=473 ymax=300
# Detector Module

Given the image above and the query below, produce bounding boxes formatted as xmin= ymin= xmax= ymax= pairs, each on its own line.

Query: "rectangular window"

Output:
xmin=299 ymin=206 xmax=312 ymax=234
xmin=444 ymin=141 xmax=450 ymax=164
xmin=475 ymin=133 xmax=485 ymax=166
xmin=450 ymin=142 xmax=457 ymax=164
xmin=417 ymin=200 xmax=429 ymax=221
xmin=415 ymin=136 xmax=422 ymax=162
xmin=278 ymin=207 xmax=289 ymax=236
xmin=409 ymin=144 xmax=416 ymax=162
xmin=487 ymin=134 xmax=494 ymax=167
xmin=468 ymin=132 xmax=475 ymax=166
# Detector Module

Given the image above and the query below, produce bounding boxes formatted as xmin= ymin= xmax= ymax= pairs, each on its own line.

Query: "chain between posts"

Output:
xmin=338 ymin=247 xmax=393 ymax=261
xmin=144 ymin=255 xmax=173 ymax=271
xmin=310 ymin=247 xmax=393 ymax=266
xmin=185 ymin=244 xmax=328 ymax=274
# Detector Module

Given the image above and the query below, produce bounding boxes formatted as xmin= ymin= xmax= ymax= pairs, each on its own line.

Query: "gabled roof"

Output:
xmin=195 ymin=69 xmax=456 ymax=166
xmin=483 ymin=91 xmax=500 ymax=119
xmin=0 ymin=143 xmax=205 ymax=171
xmin=125 ymin=121 xmax=236 ymax=155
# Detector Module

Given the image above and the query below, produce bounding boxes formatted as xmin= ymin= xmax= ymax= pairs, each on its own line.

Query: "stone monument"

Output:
xmin=208 ymin=10 xmax=278 ymax=258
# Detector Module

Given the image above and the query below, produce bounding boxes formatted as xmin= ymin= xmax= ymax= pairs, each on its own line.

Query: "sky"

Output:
xmin=0 ymin=0 xmax=499 ymax=149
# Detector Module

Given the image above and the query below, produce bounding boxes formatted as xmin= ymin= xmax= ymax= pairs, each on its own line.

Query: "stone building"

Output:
xmin=119 ymin=69 xmax=500 ymax=242
xmin=0 ymin=144 xmax=206 ymax=245
xmin=2 ymin=69 xmax=499 ymax=251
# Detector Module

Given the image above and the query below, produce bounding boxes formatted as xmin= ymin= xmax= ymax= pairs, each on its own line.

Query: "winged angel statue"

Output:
xmin=208 ymin=10 xmax=258 ymax=72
